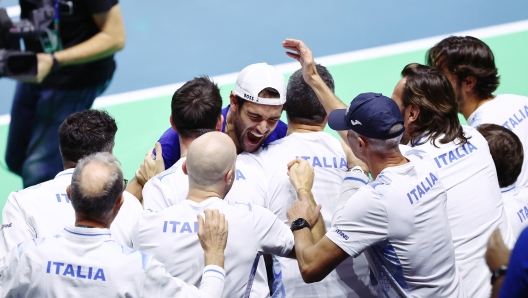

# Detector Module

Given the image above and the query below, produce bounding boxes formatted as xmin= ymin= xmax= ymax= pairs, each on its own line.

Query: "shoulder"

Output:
xmin=121 ymin=191 xmax=143 ymax=210
xmin=103 ymin=240 xmax=153 ymax=271
xmin=15 ymin=235 xmax=63 ymax=258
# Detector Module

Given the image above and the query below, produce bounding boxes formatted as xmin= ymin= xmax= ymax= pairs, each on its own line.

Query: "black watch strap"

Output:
xmin=290 ymin=218 xmax=311 ymax=231
xmin=51 ymin=54 xmax=61 ymax=73
xmin=491 ymin=265 xmax=507 ymax=285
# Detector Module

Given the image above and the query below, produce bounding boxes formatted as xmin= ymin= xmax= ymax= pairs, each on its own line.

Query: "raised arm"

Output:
xmin=282 ymin=38 xmax=348 ymax=142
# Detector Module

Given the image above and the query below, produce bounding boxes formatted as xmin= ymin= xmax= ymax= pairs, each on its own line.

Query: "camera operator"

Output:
xmin=5 ymin=0 xmax=125 ymax=188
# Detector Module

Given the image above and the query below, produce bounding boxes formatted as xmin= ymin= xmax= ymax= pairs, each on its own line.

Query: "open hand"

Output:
xmin=198 ymin=209 xmax=228 ymax=267
xmin=282 ymin=39 xmax=318 ymax=86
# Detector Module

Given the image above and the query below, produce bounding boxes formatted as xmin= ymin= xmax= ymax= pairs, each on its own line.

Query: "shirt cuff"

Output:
xmin=343 ymin=170 xmax=369 ymax=187
xmin=202 ymin=265 xmax=225 ymax=280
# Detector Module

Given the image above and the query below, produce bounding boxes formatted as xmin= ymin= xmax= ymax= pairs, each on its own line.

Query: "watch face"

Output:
xmin=291 ymin=218 xmax=309 ymax=231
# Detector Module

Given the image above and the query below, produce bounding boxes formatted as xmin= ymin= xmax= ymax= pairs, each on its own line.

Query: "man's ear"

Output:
xmin=229 ymin=93 xmax=238 ymax=112
xmin=358 ymin=136 xmax=366 ymax=151
xmin=170 ymin=115 xmax=178 ymax=132
xmin=408 ymin=104 xmax=420 ymax=123
xmin=182 ymin=160 xmax=188 ymax=176
xmin=225 ymin=169 xmax=234 ymax=186
xmin=462 ymin=76 xmax=477 ymax=93
xmin=216 ymin=115 xmax=224 ymax=132
xmin=66 ymin=185 xmax=71 ymax=198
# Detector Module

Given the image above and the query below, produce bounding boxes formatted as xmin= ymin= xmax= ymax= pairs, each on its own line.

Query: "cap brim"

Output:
xmin=327 ymin=109 xmax=350 ymax=131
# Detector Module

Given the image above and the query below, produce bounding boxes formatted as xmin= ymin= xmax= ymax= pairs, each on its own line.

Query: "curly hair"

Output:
xmin=426 ymin=36 xmax=500 ymax=99
xmin=59 ymin=109 xmax=117 ymax=162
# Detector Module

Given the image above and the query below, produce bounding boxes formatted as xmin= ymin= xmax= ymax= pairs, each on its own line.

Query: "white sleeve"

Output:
xmin=109 ymin=192 xmax=143 ymax=247
xmin=0 ymin=193 xmax=35 ymax=258
xmin=143 ymin=257 xmax=225 ymax=298
xmin=326 ymin=187 xmax=389 ymax=258
xmin=251 ymin=205 xmax=294 ymax=257
xmin=0 ymin=245 xmax=29 ymax=297
xmin=142 ymin=178 xmax=173 ymax=212
xmin=332 ymin=170 xmax=370 ymax=223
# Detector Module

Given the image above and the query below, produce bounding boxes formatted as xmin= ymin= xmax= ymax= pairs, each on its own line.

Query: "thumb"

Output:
xmin=314 ymin=204 xmax=322 ymax=214
xmin=155 ymin=142 xmax=163 ymax=161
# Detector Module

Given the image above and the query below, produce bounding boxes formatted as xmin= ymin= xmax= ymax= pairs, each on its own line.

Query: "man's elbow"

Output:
xmin=114 ymin=34 xmax=126 ymax=52
xmin=299 ymin=264 xmax=325 ymax=283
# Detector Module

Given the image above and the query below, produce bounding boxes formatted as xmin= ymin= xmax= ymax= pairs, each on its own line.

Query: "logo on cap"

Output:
xmin=350 ymin=120 xmax=362 ymax=126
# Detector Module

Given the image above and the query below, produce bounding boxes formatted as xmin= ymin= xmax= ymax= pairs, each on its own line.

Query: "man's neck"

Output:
xmin=75 ymin=215 xmax=110 ymax=229
xmin=368 ymin=151 xmax=409 ymax=179
xmin=186 ymin=188 xmax=223 ymax=204
xmin=286 ymin=122 xmax=324 ymax=136
xmin=62 ymin=160 xmax=76 ymax=171
xmin=460 ymin=95 xmax=495 ymax=120
xmin=179 ymin=136 xmax=196 ymax=158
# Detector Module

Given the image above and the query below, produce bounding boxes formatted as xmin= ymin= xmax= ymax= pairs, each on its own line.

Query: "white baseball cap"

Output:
xmin=234 ymin=63 xmax=286 ymax=105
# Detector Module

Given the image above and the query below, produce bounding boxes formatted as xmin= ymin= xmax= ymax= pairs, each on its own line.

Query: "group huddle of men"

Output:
xmin=0 ymin=36 xmax=527 ymax=298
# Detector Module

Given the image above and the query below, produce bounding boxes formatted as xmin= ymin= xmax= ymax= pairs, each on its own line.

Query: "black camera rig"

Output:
xmin=0 ymin=0 xmax=56 ymax=79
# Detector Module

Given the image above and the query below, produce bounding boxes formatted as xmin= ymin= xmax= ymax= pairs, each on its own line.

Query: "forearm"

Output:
xmin=292 ymin=228 xmax=321 ymax=283
xmin=307 ymin=75 xmax=348 ymax=140
xmin=297 ymin=191 xmax=325 ymax=242
xmin=125 ymin=178 xmax=143 ymax=205
xmin=491 ymin=276 xmax=504 ymax=298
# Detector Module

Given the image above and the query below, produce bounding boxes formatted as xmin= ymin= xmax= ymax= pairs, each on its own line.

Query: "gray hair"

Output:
xmin=365 ymin=123 xmax=404 ymax=152
xmin=70 ymin=152 xmax=124 ymax=219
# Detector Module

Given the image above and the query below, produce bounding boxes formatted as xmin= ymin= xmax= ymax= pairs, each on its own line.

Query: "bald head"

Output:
xmin=70 ymin=152 xmax=124 ymax=219
xmin=186 ymin=132 xmax=237 ymax=190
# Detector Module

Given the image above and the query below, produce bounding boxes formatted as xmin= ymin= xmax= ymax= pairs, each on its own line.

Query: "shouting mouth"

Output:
xmin=246 ymin=131 xmax=265 ymax=146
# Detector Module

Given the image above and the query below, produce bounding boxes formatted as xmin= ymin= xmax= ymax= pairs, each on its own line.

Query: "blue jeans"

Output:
xmin=5 ymin=81 xmax=110 ymax=188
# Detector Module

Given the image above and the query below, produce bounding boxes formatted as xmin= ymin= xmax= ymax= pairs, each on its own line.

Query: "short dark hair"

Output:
xmin=401 ymin=63 xmax=469 ymax=147
xmin=477 ymin=124 xmax=524 ymax=188
xmin=235 ymin=87 xmax=280 ymax=110
xmin=59 ymin=109 xmax=117 ymax=163
xmin=70 ymin=152 xmax=124 ymax=219
xmin=426 ymin=36 xmax=500 ymax=99
xmin=285 ymin=65 xmax=334 ymax=125
xmin=171 ymin=76 xmax=223 ymax=139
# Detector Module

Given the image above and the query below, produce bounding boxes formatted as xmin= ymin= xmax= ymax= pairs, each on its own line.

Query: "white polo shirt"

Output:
xmin=0 ymin=169 xmax=143 ymax=257
xmin=132 ymin=197 xmax=294 ymax=298
xmin=141 ymin=157 xmax=270 ymax=297
xmin=239 ymin=132 xmax=374 ymax=298
xmin=327 ymin=151 xmax=466 ymax=298
xmin=468 ymin=94 xmax=528 ymax=188
xmin=400 ymin=126 xmax=513 ymax=297
xmin=0 ymin=226 xmax=225 ymax=298
xmin=142 ymin=157 xmax=267 ymax=211
xmin=501 ymin=184 xmax=528 ymax=241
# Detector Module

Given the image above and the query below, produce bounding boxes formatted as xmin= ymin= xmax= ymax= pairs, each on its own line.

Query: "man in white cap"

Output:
xmin=156 ymin=62 xmax=287 ymax=169
xmin=125 ymin=63 xmax=287 ymax=203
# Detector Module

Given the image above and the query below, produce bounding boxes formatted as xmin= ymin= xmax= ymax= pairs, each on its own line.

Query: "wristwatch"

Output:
xmin=491 ymin=265 xmax=507 ymax=285
xmin=290 ymin=218 xmax=311 ymax=231
xmin=350 ymin=165 xmax=369 ymax=177
xmin=51 ymin=54 xmax=61 ymax=73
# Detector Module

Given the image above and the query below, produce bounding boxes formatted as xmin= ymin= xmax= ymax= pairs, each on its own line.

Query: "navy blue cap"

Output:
xmin=328 ymin=93 xmax=405 ymax=139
